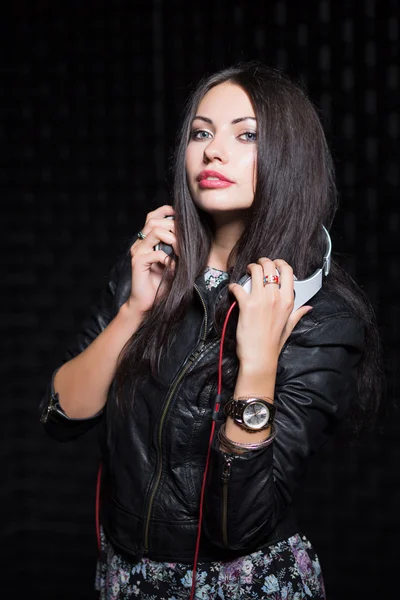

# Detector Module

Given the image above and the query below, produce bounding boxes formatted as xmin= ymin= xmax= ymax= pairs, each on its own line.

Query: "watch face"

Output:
xmin=243 ymin=401 xmax=270 ymax=430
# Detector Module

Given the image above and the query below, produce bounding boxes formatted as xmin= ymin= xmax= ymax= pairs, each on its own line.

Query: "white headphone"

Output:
xmin=238 ymin=226 xmax=332 ymax=312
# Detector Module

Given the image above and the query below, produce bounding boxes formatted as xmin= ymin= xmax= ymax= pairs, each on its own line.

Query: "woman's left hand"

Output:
xmin=228 ymin=258 xmax=313 ymax=371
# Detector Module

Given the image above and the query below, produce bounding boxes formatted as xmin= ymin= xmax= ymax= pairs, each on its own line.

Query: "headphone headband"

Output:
xmin=238 ymin=225 xmax=332 ymax=311
xmin=322 ymin=225 xmax=332 ymax=277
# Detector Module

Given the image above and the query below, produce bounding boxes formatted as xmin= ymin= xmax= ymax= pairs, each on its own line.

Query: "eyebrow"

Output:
xmin=192 ymin=115 xmax=256 ymax=125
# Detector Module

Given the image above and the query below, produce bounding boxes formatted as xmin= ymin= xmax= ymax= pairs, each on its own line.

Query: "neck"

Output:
xmin=208 ymin=216 xmax=244 ymax=271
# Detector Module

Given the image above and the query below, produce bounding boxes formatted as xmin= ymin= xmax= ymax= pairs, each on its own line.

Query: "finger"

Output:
xmin=136 ymin=249 xmax=174 ymax=269
xmin=285 ymin=305 xmax=313 ymax=336
xmin=145 ymin=204 xmax=175 ymax=223
xmin=163 ymin=254 xmax=176 ymax=271
xmin=228 ymin=282 xmax=249 ymax=306
xmin=257 ymin=257 xmax=276 ymax=271
xmin=135 ymin=228 xmax=177 ymax=255
xmin=273 ymin=259 xmax=294 ymax=296
xmin=142 ymin=216 xmax=176 ymax=237
xmin=246 ymin=263 xmax=265 ymax=293
xmin=138 ymin=218 xmax=179 ymax=256
xmin=258 ymin=257 xmax=279 ymax=286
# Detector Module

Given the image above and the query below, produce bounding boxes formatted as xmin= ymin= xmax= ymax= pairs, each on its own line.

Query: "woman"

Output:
xmin=40 ymin=62 xmax=382 ymax=599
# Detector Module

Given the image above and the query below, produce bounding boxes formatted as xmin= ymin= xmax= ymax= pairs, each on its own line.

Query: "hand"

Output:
xmin=228 ymin=258 xmax=312 ymax=371
xmin=126 ymin=205 xmax=178 ymax=315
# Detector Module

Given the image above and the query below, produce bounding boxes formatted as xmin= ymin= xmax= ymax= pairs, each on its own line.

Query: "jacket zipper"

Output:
xmin=41 ymin=368 xmax=62 ymax=424
xmin=221 ymin=455 xmax=233 ymax=548
xmin=193 ymin=283 xmax=208 ymax=338
xmin=143 ymin=283 xmax=208 ymax=553
xmin=40 ymin=392 xmax=58 ymax=424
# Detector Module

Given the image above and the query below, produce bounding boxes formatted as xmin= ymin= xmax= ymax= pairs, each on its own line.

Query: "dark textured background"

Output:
xmin=2 ymin=1 xmax=399 ymax=598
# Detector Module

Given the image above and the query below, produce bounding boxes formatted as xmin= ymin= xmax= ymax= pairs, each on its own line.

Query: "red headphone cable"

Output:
xmin=95 ymin=461 xmax=103 ymax=553
xmin=189 ymin=299 xmax=237 ymax=599
xmin=95 ymin=300 xmax=238 ymax=600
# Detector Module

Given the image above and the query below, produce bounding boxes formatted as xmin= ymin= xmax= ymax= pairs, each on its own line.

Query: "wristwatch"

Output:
xmin=224 ymin=397 xmax=276 ymax=432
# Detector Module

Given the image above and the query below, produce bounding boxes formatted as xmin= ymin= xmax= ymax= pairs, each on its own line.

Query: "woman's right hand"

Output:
xmin=126 ymin=204 xmax=178 ymax=315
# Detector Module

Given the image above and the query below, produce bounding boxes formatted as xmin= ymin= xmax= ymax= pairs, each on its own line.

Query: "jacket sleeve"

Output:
xmin=202 ymin=313 xmax=365 ymax=551
xmin=39 ymin=247 xmax=132 ymax=442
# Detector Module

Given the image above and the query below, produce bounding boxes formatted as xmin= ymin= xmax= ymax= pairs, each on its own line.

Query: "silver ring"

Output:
xmin=137 ymin=230 xmax=146 ymax=240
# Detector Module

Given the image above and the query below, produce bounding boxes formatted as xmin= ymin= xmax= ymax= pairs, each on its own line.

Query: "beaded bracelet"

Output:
xmin=218 ymin=422 xmax=277 ymax=454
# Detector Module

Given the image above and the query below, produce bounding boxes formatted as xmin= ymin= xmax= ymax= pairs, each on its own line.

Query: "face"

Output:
xmin=185 ymin=82 xmax=257 ymax=221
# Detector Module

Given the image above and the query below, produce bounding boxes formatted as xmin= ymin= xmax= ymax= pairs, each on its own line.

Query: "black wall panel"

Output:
xmin=2 ymin=2 xmax=398 ymax=598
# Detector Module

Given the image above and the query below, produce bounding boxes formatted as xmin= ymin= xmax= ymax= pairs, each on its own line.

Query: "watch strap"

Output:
xmin=224 ymin=397 xmax=276 ymax=428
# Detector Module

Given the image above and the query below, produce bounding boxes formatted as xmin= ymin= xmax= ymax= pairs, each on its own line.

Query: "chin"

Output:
xmin=193 ymin=193 xmax=251 ymax=214
xmin=196 ymin=205 xmax=250 ymax=227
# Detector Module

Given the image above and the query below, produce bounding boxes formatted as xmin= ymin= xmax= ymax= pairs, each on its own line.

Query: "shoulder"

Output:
xmin=288 ymin=284 xmax=365 ymax=350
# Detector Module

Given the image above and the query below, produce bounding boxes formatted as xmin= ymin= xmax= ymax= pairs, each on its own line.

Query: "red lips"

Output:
xmin=197 ymin=170 xmax=234 ymax=183
xmin=197 ymin=170 xmax=235 ymax=189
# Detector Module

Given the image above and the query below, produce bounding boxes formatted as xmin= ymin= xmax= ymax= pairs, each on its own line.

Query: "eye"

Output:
xmin=190 ymin=129 xmax=213 ymax=141
xmin=238 ymin=131 xmax=257 ymax=142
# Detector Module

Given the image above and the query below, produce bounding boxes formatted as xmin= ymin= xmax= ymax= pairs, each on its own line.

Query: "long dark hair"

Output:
xmin=115 ymin=61 xmax=383 ymax=439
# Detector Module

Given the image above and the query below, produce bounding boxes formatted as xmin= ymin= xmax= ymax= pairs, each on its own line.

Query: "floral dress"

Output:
xmin=95 ymin=268 xmax=326 ymax=600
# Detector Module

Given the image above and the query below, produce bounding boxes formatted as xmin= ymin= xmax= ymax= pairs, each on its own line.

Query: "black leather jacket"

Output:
xmin=40 ymin=250 xmax=364 ymax=563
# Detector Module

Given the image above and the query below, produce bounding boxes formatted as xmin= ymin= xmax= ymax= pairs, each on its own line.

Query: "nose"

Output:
xmin=203 ymin=135 xmax=229 ymax=164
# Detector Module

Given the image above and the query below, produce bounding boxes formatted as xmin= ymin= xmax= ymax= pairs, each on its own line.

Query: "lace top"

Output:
xmin=204 ymin=266 xmax=229 ymax=290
